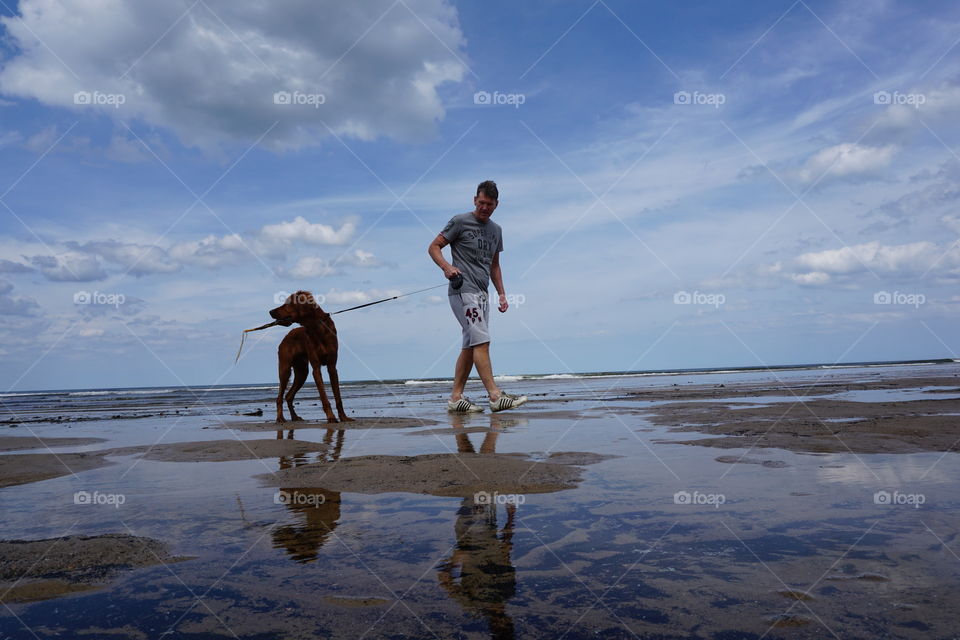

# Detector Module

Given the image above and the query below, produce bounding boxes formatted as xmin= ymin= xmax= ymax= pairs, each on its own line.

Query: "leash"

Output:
xmin=234 ymin=277 xmax=461 ymax=363
xmin=330 ymin=281 xmax=452 ymax=315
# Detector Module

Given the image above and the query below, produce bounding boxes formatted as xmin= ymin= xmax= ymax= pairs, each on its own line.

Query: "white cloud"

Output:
xmin=942 ymin=214 xmax=960 ymax=235
xmin=795 ymin=241 xmax=938 ymax=276
xmin=873 ymin=82 xmax=960 ymax=137
xmin=103 ymin=133 xmax=154 ymax=164
xmin=168 ymin=233 xmax=250 ymax=269
xmin=0 ymin=0 xmax=467 ymax=151
xmin=0 ymin=130 xmax=21 ymax=147
xmin=859 ymin=160 xmax=960 ymax=233
xmin=23 ymin=126 xmax=58 ymax=153
xmin=29 ymin=252 xmax=107 ymax=282
xmin=323 ymin=288 xmax=402 ymax=305
xmin=73 ymin=240 xmax=180 ymax=277
xmin=0 ymin=279 xmax=40 ymax=316
xmin=790 ymin=271 xmax=831 ymax=286
xmin=340 ymin=249 xmax=382 ymax=268
xmin=76 ymin=295 xmax=147 ymax=318
xmin=0 ymin=258 xmax=34 ymax=274
xmin=778 ymin=241 xmax=960 ymax=287
xmin=18 ymin=215 xmax=361 ymax=279
xmin=258 ymin=216 xmax=356 ymax=252
xmin=279 ymin=247 xmax=384 ymax=278
xmin=796 ymin=143 xmax=896 ymax=185
xmin=284 ymin=256 xmax=338 ymax=279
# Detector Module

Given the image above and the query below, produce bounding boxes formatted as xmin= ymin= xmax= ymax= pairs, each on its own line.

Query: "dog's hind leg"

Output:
xmin=326 ymin=361 xmax=353 ymax=422
xmin=308 ymin=356 xmax=338 ymax=423
xmin=286 ymin=358 xmax=308 ymax=422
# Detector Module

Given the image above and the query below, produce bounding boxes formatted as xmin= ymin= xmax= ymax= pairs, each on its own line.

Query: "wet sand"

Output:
xmin=0 ymin=436 xmax=107 ymax=452
xmin=638 ymin=374 xmax=960 ymax=453
xmin=623 ymin=375 xmax=960 ymax=401
xmin=104 ymin=438 xmax=333 ymax=462
xmin=0 ymin=534 xmax=190 ymax=603
xmin=0 ymin=452 xmax=114 ymax=488
xmin=2 ymin=365 xmax=960 ymax=638
xmin=218 ymin=416 xmax=439 ymax=432
xmin=257 ymin=451 xmax=615 ymax=497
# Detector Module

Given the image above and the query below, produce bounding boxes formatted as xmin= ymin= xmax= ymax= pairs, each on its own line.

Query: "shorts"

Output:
xmin=449 ymin=291 xmax=490 ymax=348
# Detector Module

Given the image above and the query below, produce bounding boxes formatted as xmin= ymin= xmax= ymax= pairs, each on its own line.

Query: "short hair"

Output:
xmin=476 ymin=180 xmax=498 ymax=201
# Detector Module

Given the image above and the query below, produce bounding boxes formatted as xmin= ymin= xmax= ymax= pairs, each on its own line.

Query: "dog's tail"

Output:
xmin=234 ymin=320 xmax=280 ymax=364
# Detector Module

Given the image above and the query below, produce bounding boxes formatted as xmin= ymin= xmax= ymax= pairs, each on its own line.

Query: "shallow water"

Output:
xmin=1 ymin=363 xmax=959 ymax=638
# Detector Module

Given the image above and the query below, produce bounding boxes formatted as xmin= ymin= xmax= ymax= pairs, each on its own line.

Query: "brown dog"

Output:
xmin=269 ymin=291 xmax=352 ymax=424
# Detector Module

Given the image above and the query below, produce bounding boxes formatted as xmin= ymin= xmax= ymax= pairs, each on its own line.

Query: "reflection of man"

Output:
xmin=428 ymin=180 xmax=527 ymax=414
xmin=271 ymin=428 xmax=344 ymax=564
xmin=438 ymin=413 xmax=517 ymax=639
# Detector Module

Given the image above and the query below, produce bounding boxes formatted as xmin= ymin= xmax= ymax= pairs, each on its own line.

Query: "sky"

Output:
xmin=0 ymin=0 xmax=958 ymax=391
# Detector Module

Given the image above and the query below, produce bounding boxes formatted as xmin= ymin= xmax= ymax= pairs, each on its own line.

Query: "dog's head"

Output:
xmin=269 ymin=291 xmax=329 ymax=327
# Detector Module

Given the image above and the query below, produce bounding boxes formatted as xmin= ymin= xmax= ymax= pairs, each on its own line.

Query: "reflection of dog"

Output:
xmin=273 ymin=428 xmax=345 ymax=563
xmin=269 ymin=291 xmax=352 ymax=424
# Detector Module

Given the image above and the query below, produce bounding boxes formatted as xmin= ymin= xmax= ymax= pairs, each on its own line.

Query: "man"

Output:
xmin=428 ymin=180 xmax=527 ymax=412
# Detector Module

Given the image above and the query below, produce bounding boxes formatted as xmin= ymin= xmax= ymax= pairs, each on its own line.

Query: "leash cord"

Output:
xmin=330 ymin=282 xmax=449 ymax=315
xmin=234 ymin=281 xmax=450 ymax=363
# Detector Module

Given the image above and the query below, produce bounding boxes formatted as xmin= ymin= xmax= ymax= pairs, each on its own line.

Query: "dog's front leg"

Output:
xmin=276 ymin=362 xmax=291 ymax=423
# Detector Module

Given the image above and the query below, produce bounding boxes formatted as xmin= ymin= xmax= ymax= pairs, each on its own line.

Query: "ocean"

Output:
xmin=2 ymin=357 xmax=953 ymax=424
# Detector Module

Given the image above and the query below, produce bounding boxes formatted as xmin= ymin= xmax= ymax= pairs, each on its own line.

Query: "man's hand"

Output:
xmin=443 ymin=265 xmax=461 ymax=280
xmin=498 ymin=293 xmax=509 ymax=313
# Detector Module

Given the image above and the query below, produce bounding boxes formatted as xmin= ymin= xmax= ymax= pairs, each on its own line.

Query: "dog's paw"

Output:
xmin=338 ymin=416 xmax=355 ymax=422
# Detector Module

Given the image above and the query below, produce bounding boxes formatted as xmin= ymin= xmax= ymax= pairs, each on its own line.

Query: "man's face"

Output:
xmin=473 ymin=193 xmax=498 ymax=222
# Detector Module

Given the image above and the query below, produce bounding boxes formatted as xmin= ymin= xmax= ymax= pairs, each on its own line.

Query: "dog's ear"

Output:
xmin=311 ymin=305 xmax=330 ymax=322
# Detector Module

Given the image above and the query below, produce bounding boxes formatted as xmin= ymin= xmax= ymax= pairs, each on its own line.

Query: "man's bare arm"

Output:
xmin=491 ymin=251 xmax=508 ymax=312
xmin=428 ymin=233 xmax=460 ymax=278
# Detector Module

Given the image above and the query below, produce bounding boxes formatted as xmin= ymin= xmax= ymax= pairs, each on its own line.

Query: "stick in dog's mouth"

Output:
xmin=247 ymin=320 xmax=280 ymax=332
xmin=235 ymin=319 xmax=282 ymax=363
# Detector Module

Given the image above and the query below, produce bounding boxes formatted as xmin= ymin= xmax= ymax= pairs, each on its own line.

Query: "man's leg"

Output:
xmin=451 ymin=347 xmax=474 ymax=401
xmin=472 ymin=342 xmax=501 ymax=401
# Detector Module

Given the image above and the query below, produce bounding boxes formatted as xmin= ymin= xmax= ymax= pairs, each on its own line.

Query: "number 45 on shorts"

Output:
xmin=464 ymin=307 xmax=480 ymax=324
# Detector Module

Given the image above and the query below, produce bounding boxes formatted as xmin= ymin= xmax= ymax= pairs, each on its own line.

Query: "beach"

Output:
xmin=1 ymin=361 xmax=959 ymax=638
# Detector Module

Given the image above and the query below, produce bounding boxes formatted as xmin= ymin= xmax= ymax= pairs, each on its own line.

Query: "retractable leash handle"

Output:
xmin=450 ymin=273 xmax=464 ymax=290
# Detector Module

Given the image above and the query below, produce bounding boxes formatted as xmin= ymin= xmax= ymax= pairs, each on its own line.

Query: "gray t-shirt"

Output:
xmin=441 ymin=212 xmax=503 ymax=296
